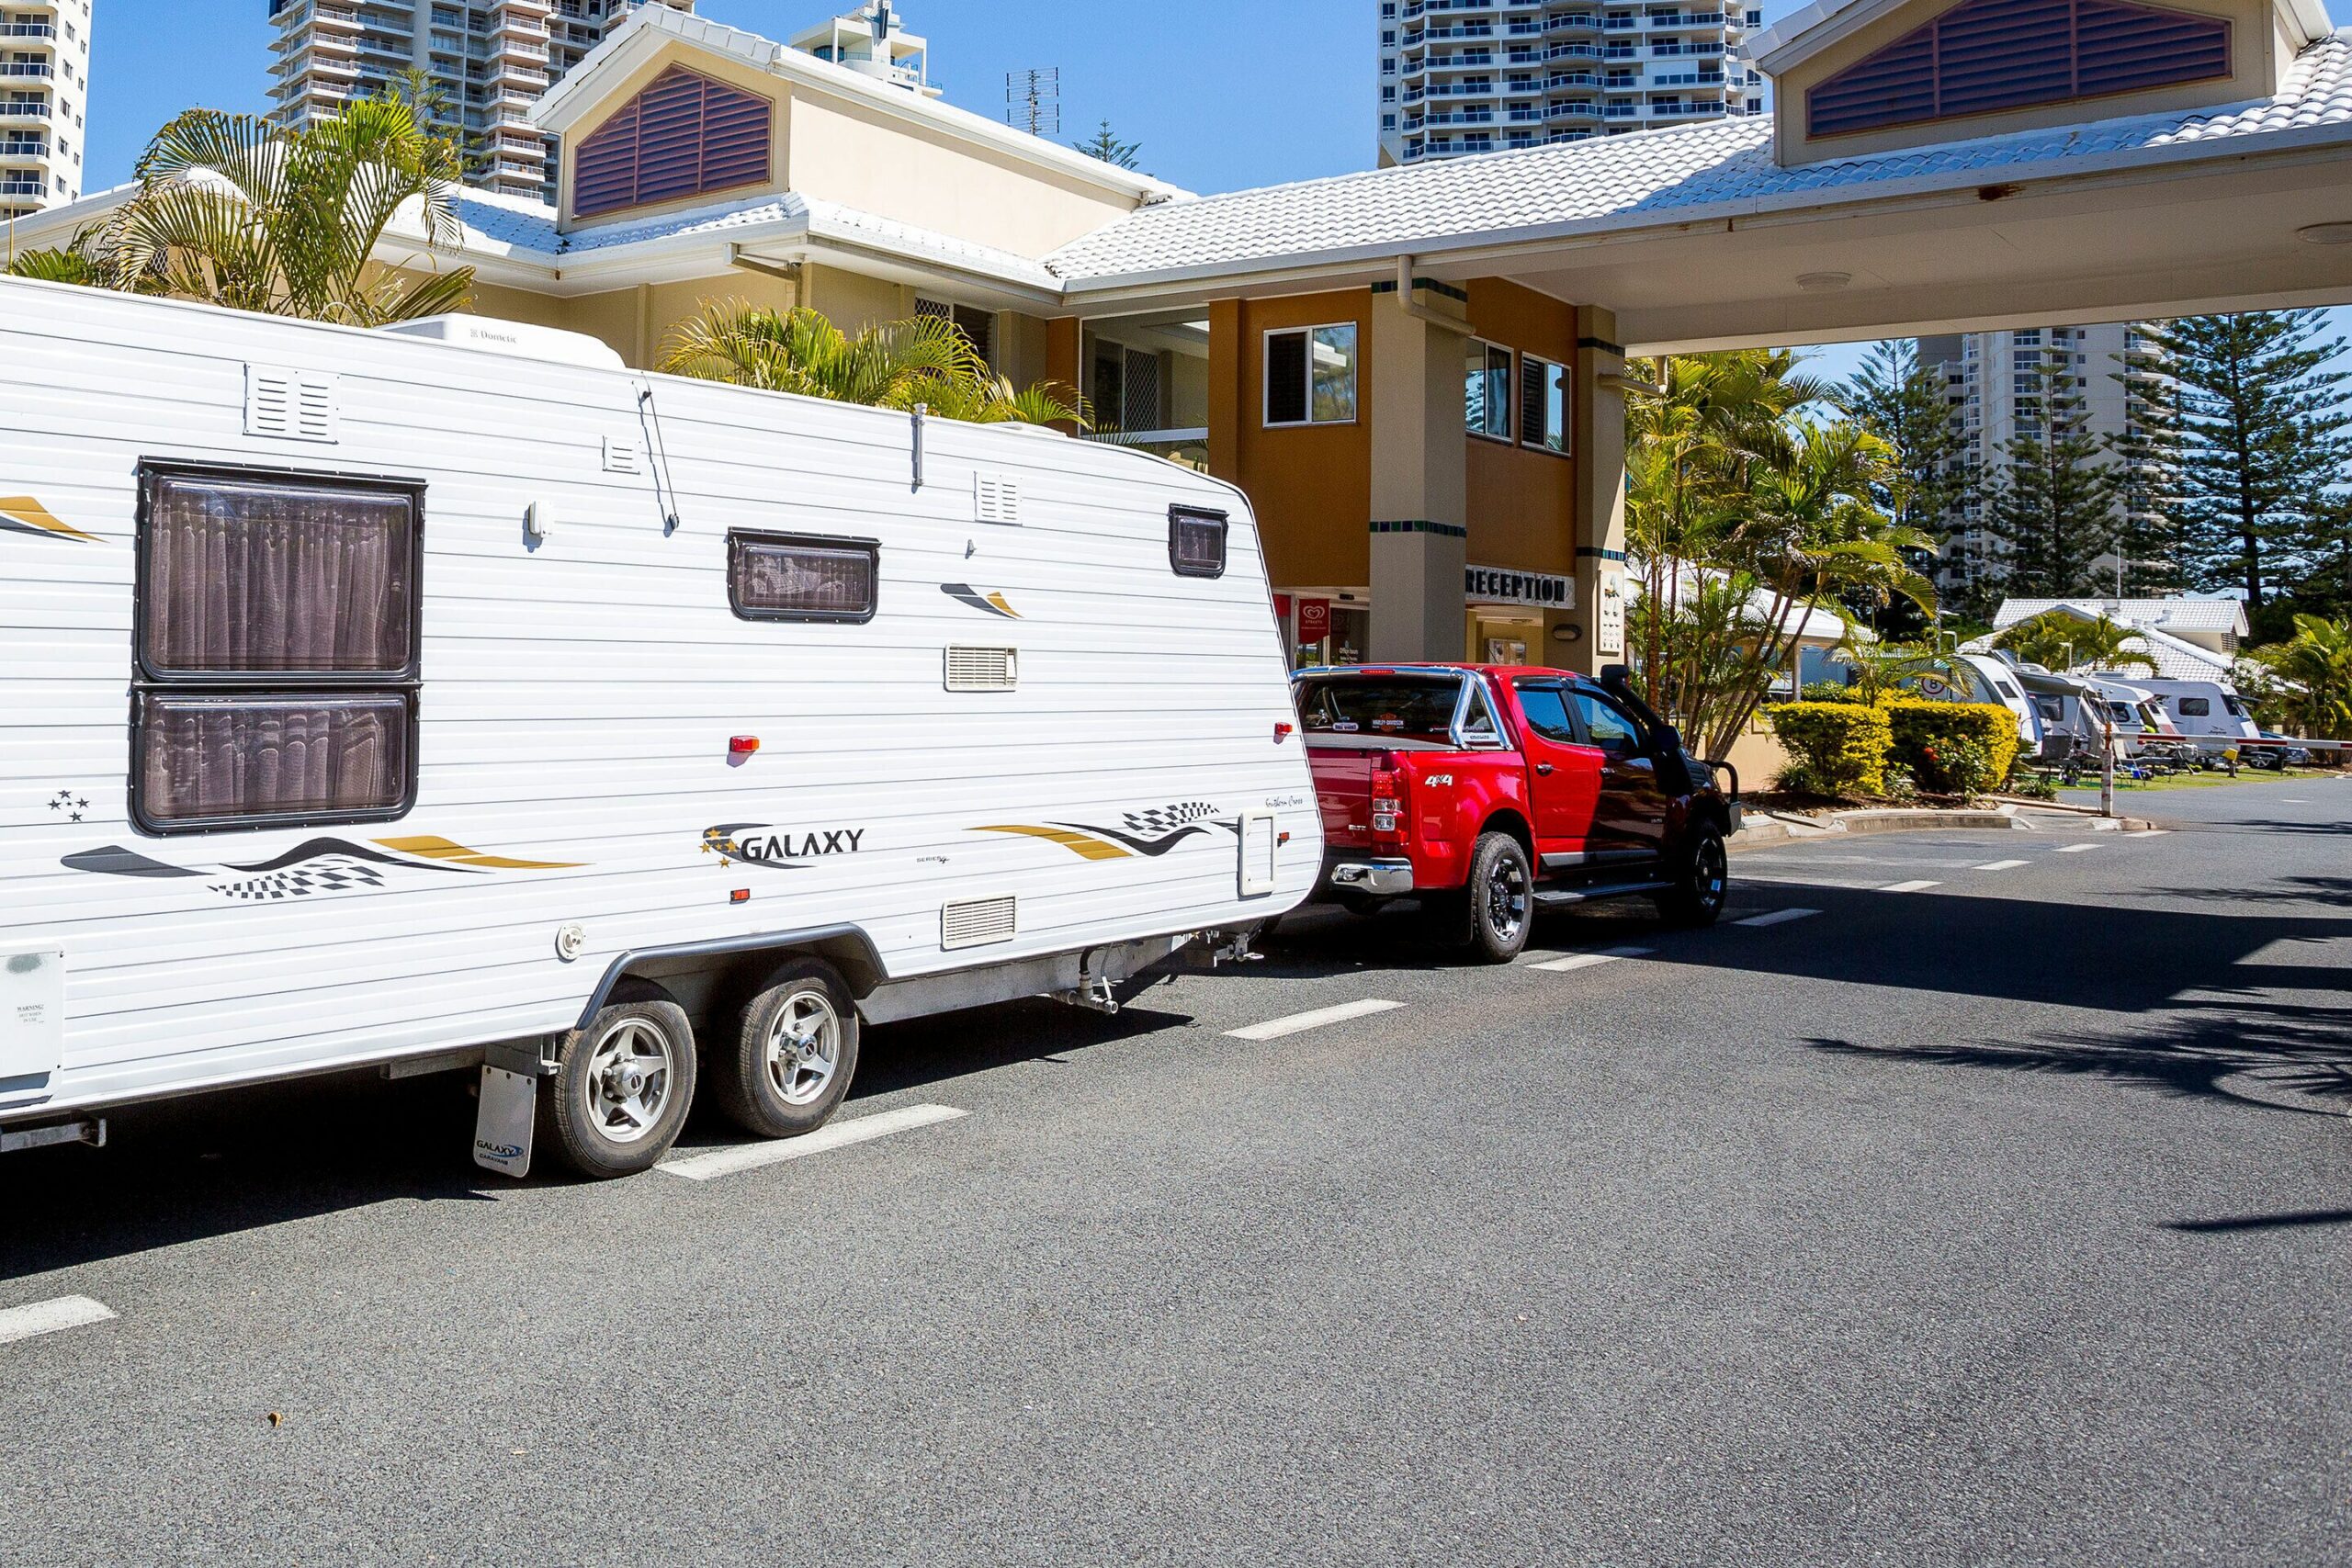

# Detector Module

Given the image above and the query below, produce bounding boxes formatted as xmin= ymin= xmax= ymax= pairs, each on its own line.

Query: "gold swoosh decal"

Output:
xmin=972 ymin=825 xmax=1130 ymax=862
xmin=986 ymin=592 xmax=1022 ymax=618
xmin=0 ymin=496 xmax=98 ymax=542
xmin=374 ymin=835 xmax=583 ymax=870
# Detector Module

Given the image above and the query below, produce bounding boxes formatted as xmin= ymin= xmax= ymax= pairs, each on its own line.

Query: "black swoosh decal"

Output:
xmin=942 ymin=583 xmax=1018 ymax=619
xmin=1055 ymin=822 xmax=1210 ymax=857
xmin=225 ymin=838 xmax=485 ymax=874
xmin=62 ymin=846 xmax=205 ymax=879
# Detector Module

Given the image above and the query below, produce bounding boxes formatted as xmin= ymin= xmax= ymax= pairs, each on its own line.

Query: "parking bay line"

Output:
xmin=1735 ymin=908 xmax=1819 ymax=928
xmin=1879 ymin=879 xmax=1943 ymax=893
xmin=1974 ymin=859 xmax=2030 ymax=872
xmin=1224 ymin=998 xmax=1406 ymax=1041
xmin=1528 ymin=946 xmax=1655 ymax=972
xmin=659 ymin=1104 xmax=969 ymax=1182
xmin=0 ymin=1295 xmax=115 ymax=1348
xmin=2055 ymin=842 xmax=2103 ymax=853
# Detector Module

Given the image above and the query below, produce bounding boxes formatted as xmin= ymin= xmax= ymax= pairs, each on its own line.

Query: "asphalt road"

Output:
xmin=5 ymin=778 xmax=2348 ymax=1565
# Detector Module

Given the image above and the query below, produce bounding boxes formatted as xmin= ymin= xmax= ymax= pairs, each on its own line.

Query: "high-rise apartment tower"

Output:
xmin=1377 ymin=0 xmax=1765 ymax=165
xmin=264 ymin=0 xmax=695 ymax=201
xmin=1 ymin=0 xmax=96 ymax=223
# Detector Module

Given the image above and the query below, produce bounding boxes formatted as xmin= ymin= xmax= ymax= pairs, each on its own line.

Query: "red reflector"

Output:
xmin=1278 ymin=831 xmax=1292 ymax=845
xmin=1274 ymin=722 xmax=1295 ymax=741
xmin=729 ymin=736 xmax=761 ymax=756
xmin=729 ymin=889 xmax=751 ymax=904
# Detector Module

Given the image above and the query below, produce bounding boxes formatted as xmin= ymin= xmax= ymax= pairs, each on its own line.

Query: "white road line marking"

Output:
xmin=2055 ymin=842 xmax=2102 ymax=852
xmin=1529 ymin=946 xmax=1654 ymax=972
xmin=659 ymin=1104 xmax=968 ymax=1182
xmin=1225 ymin=998 xmax=1406 ymax=1042
xmin=1879 ymin=879 xmax=1942 ymax=893
xmin=1735 ymin=908 xmax=1820 ymax=928
xmin=2130 ymin=829 xmax=2170 ymax=836
xmin=1974 ymin=859 xmax=2030 ymax=872
xmin=2280 ymin=798 xmax=2309 ymax=804
xmin=0 ymin=1295 xmax=115 ymax=1348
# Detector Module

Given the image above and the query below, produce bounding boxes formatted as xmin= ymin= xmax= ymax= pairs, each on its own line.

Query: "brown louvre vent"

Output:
xmin=1806 ymin=0 xmax=2230 ymax=139
xmin=573 ymin=65 xmax=772 ymax=219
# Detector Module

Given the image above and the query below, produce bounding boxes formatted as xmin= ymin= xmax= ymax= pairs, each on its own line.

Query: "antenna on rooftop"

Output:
xmin=1005 ymin=66 xmax=1061 ymax=137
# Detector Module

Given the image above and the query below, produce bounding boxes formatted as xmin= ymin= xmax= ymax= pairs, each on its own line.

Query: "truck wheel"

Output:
xmin=1462 ymin=831 xmax=1533 ymax=963
xmin=1657 ymin=822 xmax=1728 ymax=927
xmin=709 ymin=959 xmax=860 ymax=1139
xmin=543 ymin=998 xmax=697 ymax=1179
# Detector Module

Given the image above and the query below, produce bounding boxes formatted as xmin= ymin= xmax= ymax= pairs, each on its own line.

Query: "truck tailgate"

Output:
xmin=1306 ymin=741 xmax=1375 ymax=851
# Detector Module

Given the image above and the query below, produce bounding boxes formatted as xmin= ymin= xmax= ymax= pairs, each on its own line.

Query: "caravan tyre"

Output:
xmin=712 ymin=959 xmax=861 ymax=1139
xmin=544 ymin=998 xmax=698 ymax=1179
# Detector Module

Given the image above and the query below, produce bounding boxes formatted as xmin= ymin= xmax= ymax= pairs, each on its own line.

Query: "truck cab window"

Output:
xmin=1512 ymin=683 xmax=1579 ymax=745
xmin=1459 ymin=683 xmax=1504 ymax=746
xmin=1570 ymin=691 xmax=1645 ymax=756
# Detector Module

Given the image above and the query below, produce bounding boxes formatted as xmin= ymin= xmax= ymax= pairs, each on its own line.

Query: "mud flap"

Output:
xmin=473 ymin=1037 xmax=554 ymax=1179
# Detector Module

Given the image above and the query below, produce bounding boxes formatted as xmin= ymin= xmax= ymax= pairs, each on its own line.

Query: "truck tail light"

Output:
xmin=1371 ymin=749 xmax=1407 ymax=840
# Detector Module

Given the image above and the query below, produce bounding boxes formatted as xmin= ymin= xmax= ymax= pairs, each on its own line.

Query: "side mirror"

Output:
xmin=1651 ymin=722 xmax=1683 ymax=756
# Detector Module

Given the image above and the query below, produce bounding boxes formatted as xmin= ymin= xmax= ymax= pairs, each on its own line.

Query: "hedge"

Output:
xmin=1768 ymin=702 xmax=1894 ymax=797
xmin=1883 ymin=698 xmax=2020 ymax=797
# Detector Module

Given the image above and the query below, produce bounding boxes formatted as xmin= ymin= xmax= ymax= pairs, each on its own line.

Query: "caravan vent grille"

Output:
xmin=244 ymin=367 xmax=339 ymax=444
xmin=941 ymin=895 xmax=1017 ymax=951
xmin=602 ymin=436 xmax=641 ymax=474
xmin=974 ymin=473 xmax=1020 ymax=525
xmin=944 ymin=645 xmax=1018 ymax=692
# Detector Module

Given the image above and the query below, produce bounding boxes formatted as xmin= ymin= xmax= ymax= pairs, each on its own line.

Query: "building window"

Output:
xmin=729 ymin=532 xmax=879 ymax=623
xmin=132 ymin=465 xmax=423 ymax=834
xmin=1520 ymin=354 xmax=1570 ymax=454
xmin=572 ymin=64 xmax=772 ymax=219
xmin=1264 ymin=324 xmax=1359 ymax=426
xmin=915 ymin=298 xmax=995 ymax=368
xmin=1169 ymin=507 xmax=1228 ymax=579
xmin=1465 ymin=339 xmax=1512 ymax=441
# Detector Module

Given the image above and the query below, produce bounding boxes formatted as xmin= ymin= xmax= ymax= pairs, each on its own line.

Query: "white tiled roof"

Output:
xmin=1046 ymin=32 xmax=2352 ymax=288
xmin=1993 ymin=597 xmax=2249 ymax=636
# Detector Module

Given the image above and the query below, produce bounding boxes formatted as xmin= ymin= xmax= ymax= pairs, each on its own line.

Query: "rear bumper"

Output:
xmin=1323 ymin=854 xmax=1416 ymax=897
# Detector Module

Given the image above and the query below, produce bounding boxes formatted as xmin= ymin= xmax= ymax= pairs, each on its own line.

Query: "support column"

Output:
xmin=1566 ymin=306 xmax=1632 ymax=677
xmin=1046 ymin=315 xmax=1083 ymax=436
xmin=1367 ymin=285 xmax=1469 ymax=662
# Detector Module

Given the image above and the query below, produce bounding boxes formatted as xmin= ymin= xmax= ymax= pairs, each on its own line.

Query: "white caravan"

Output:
xmin=2100 ymin=675 xmax=2259 ymax=747
xmin=1911 ymin=653 xmax=2042 ymax=749
xmin=0 ymin=280 xmax=1321 ymax=1179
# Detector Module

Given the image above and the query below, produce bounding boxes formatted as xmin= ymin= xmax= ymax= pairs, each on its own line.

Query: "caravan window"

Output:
xmin=1169 ymin=507 xmax=1227 ymax=579
xmin=2177 ymin=697 xmax=2211 ymax=717
xmin=729 ymin=532 xmax=878 ymax=623
xmin=132 ymin=464 xmax=422 ymax=833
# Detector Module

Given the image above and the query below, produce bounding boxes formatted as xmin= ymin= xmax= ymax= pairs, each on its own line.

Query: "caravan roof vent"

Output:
xmin=378 ymin=315 xmax=627 ymax=371
xmin=245 ymin=366 xmax=339 ymax=444
xmin=974 ymin=473 xmax=1020 ymax=525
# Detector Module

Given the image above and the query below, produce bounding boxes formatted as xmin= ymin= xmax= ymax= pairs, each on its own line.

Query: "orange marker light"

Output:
xmin=730 ymin=889 xmax=751 ymax=904
xmin=1273 ymin=722 xmax=1294 ymax=741
xmin=729 ymin=736 xmax=761 ymax=757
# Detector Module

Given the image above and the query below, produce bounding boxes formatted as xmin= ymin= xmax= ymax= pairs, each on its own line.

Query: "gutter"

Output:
xmin=1389 ymin=254 xmax=1478 ymax=336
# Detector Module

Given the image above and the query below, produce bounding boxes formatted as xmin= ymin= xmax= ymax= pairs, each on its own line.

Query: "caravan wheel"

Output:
xmin=710 ymin=959 xmax=861 ymax=1139
xmin=544 ymin=998 xmax=698 ymax=1179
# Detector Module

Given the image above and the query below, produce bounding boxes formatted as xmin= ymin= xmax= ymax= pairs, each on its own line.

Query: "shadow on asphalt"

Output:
xmin=2167 ymin=1207 xmax=2352 ymax=1234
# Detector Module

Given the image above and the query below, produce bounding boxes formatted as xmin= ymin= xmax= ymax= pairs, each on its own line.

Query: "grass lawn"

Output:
xmin=2054 ymin=766 xmax=2343 ymax=795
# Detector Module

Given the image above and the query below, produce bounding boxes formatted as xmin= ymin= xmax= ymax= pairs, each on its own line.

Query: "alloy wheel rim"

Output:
xmin=1698 ymin=839 xmax=1727 ymax=910
xmin=1487 ymin=853 xmax=1529 ymax=942
xmin=584 ymin=1017 xmax=675 ymax=1145
xmin=764 ymin=989 xmax=842 ymax=1106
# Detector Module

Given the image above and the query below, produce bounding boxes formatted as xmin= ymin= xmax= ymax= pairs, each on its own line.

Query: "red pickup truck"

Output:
xmin=1296 ymin=663 xmax=1740 ymax=961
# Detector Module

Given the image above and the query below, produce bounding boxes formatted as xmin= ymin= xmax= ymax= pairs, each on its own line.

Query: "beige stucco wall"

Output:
xmin=1773 ymin=0 xmax=2281 ymax=165
xmin=560 ymin=270 xmax=800 ymax=369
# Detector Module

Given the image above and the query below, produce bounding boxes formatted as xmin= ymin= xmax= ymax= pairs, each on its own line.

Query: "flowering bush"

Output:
xmin=1883 ymin=698 xmax=2018 ymax=798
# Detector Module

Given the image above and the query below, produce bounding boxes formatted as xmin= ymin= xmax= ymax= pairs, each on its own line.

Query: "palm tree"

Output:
xmin=660 ymin=302 xmax=1087 ymax=427
xmin=9 ymin=94 xmax=473 ymax=325
xmin=1992 ymin=610 xmax=2154 ymax=673
xmin=2246 ymin=614 xmax=2352 ymax=739
xmin=1828 ymin=628 xmax=1970 ymax=704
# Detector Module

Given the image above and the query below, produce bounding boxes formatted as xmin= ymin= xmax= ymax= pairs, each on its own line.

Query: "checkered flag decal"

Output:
xmin=209 ymin=859 xmax=389 ymax=901
xmin=1121 ymin=802 xmax=1218 ymax=836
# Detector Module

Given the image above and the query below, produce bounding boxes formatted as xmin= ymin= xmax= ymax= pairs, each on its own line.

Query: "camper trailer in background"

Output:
xmin=0 ymin=279 xmax=1322 ymax=1180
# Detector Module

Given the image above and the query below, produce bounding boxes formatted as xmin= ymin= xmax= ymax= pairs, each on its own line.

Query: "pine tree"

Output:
xmin=2104 ymin=326 xmax=2184 ymax=595
xmin=1838 ymin=340 xmax=1968 ymax=635
xmin=1977 ymin=348 xmax=2122 ymax=595
xmin=2134 ymin=310 xmax=2352 ymax=606
xmin=1073 ymin=119 xmax=1141 ymax=169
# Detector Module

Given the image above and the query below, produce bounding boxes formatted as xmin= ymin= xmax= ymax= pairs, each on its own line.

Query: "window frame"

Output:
xmin=1518 ymin=351 xmax=1573 ymax=457
xmin=727 ymin=528 xmax=882 ymax=626
xmin=1569 ymin=687 xmax=1649 ymax=756
xmin=1169 ymin=506 xmax=1229 ymax=580
xmin=129 ymin=459 xmax=427 ymax=838
xmin=1262 ymin=322 xmax=1360 ymax=429
xmin=1464 ymin=337 xmax=1514 ymax=443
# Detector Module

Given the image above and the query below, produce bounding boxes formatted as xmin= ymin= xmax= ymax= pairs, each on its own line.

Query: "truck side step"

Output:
xmin=1534 ymin=880 xmax=1669 ymax=908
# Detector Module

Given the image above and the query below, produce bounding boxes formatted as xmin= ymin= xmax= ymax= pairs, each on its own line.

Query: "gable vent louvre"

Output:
xmin=944 ymin=645 xmax=1018 ymax=692
xmin=974 ymin=472 xmax=1021 ymax=525
xmin=941 ymin=895 xmax=1017 ymax=951
xmin=245 ymin=366 xmax=339 ymax=444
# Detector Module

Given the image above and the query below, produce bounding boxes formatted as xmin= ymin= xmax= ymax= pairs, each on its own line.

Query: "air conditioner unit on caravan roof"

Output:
xmin=378 ymin=314 xmax=627 ymax=371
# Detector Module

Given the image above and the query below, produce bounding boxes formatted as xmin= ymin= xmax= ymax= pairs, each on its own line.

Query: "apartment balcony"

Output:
xmin=0 ymin=135 xmax=46 ymax=160
xmin=1414 ymin=22 xmax=1498 ymax=39
xmin=0 ymin=175 xmax=44 ymax=197
xmin=0 ymin=22 xmax=57 ymax=39
xmin=1420 ymin=108 xmax=1498 ymax=125
xmin=1644 ymin=11 xmax=1730 ymax=28
xmin=1650 ymin=41 xmax=1724 ymax=57
xmin=1648 ymin=99 xmax=1727 ymax=117
xmin=1547 ymin=41 xmax=1602 ymax=58
xmin=1546 ymin=70 xmax=1600 ymax=86
xmin=0 ymin=62 xmax=51 ymax=81
xmin=1546 ymin=100 xmax=1600 ymax=119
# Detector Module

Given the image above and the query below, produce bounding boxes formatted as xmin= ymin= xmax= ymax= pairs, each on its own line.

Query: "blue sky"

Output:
xmin=71 ymin=2 xmax=2338 ymax=384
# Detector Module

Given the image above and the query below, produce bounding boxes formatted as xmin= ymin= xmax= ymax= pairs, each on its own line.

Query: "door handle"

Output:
xmin=1535 ymin=762 xmax=1554 ymax=775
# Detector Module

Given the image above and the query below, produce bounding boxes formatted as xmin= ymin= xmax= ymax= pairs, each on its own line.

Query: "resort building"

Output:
xmin=31 ymin=0 xmax=2352 ymax=703
xmin=1 ymin=0 xmax=95 ymax=222
xmin=1378 ymin=0 xmax=1766 ymax=165
xmin=264 ymin=0 xmax=698 ymax=201
xmin=785 ymin=2 xmax=937 ymax=99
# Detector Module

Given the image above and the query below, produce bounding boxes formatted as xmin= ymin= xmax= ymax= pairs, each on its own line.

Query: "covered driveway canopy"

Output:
xmin=1049 ymin=24 xmax=2352 ymax=354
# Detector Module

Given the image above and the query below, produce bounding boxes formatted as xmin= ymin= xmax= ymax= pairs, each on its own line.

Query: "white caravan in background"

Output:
xmin=1912 ymin=653 xmax=2043 ymax=749
xmin=2103 ymin=676 xmax=2260 ymax=746
xmin=0 ymin=279 xmax=1321 ymax=1179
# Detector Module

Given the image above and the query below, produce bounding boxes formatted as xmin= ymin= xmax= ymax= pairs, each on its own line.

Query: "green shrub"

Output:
xmin=1799 ymin=680 xmax=1866 ymax=704
xmin=1768 ymin=702 xmax=1894 ymax=797
xmin=1883 ymin=698 xmax=2020 ymax=798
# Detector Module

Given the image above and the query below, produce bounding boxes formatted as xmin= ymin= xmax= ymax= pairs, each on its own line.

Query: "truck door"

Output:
xmin=1509 ymin=680 xmax=1602 ymax=863
xmin=1570 ymin=688 xmax=1668 ymax=862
